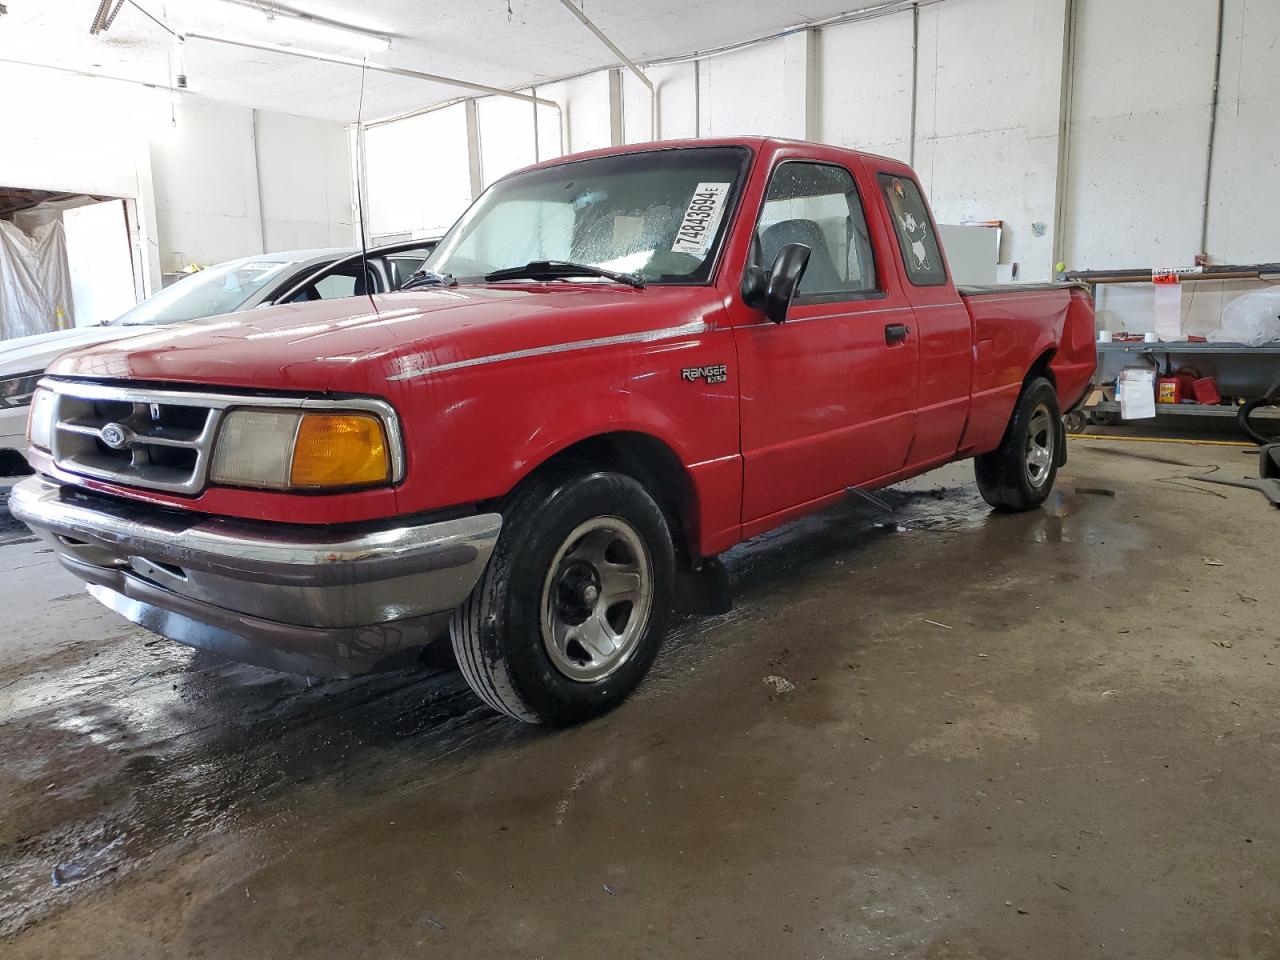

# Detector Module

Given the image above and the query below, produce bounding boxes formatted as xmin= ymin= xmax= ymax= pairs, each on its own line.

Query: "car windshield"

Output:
xmin=425 ymin=146 xmax=752 ymax=285
xmin=108 ymin=257 xmax=303 ymax=326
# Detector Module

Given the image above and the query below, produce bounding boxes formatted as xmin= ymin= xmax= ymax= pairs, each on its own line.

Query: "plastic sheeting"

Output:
xmin=0 ymin=219 xmax=75 ymax=340
xmin=1209 ymin=287 xmax=1280 ymax=347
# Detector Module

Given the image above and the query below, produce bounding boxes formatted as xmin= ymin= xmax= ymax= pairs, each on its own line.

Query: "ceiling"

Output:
xmin=0 ymin=0 xmax=884 ymax=122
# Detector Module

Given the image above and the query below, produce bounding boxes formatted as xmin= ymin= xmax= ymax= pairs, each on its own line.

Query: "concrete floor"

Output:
xmin=2 ymin=439 xmax=1278 ymax=958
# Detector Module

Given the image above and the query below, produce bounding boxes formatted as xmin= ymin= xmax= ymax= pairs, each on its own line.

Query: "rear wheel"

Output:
xmin=974 ymin=377 xmax=1061 ymax=511
xmin=451 ymin=470 xmax=674 ymax=725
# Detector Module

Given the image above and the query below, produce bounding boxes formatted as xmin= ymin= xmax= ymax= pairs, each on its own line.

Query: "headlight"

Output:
xmin=27 ymin=386 xmax=55 ymax=451
xmin=210 ymin=409 xmax=392 ymax=490
xmin=0 ymin=372 xmax=43 ymax=409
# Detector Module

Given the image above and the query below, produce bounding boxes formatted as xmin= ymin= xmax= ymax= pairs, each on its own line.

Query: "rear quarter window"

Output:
xmin=878 ymin=174 xmax=947 ymax=286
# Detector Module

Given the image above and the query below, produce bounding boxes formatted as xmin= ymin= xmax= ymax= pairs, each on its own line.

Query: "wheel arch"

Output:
xmin=1026 ymin=347 xmax=1057 ymax=391
xmin=501 ymin=431 xmax=702 ymax=567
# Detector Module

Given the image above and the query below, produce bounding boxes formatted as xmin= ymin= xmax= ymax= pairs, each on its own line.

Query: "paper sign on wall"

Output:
xmin=1151 ymin=270 xmax=1183 ymax=342
xmin=672 ymin=182 xmax=731 ymax=257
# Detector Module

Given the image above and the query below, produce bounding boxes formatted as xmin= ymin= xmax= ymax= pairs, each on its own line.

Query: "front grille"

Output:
xmin=45 ymin=382 xmax=225 ymax=494
xmin=35 ymin=379 xmax=405 ymax=495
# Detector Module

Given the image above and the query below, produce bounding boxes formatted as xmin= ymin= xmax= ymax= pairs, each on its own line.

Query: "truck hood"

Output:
xmin=45 ymin=285 xmax=721 ymax=395
xmin=0 ymin=325 xmax=148 ymax=377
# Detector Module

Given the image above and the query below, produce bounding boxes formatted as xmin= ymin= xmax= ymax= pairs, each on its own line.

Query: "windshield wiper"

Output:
xmin=400 ymin=269 xmax=458 ymax=291
xmin=484 ymin=260 xmax=645 ymax=289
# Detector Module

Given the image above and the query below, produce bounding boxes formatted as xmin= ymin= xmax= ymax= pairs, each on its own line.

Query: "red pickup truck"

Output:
xmin=14 ymin=138 xmax=1095 ymax=724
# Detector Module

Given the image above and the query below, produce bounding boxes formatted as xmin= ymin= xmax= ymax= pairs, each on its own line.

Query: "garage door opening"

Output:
xmin=0 ymin=188 xmax=139 ymax=339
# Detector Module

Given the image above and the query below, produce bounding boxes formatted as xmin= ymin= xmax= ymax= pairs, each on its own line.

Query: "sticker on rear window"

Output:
xmin=672 ymin=182 xmax=731 ymax=257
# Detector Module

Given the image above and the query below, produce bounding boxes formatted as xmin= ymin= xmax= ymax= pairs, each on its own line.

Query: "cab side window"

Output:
xmin=286 ymin=264 xmax=382 ymax=303
xmin=877 ymin=173 xmax=947 ymax=286
xmin=755 ymin=162 xmax=877 ymax=300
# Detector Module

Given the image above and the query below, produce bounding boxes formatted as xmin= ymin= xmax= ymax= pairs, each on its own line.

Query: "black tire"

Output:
xmin=974 ymin=376 xmax=1061 ymax=511
xmin=451 ymin=470 xmax=674 ymax=725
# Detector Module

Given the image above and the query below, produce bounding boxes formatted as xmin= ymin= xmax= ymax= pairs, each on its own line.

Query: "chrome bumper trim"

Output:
xmin=11 ymin=475 xmax=502 ymax=674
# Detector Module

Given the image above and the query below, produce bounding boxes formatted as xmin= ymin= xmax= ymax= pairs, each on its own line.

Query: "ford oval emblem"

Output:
xmin=100 ymin=423 xmax=129 ymax=450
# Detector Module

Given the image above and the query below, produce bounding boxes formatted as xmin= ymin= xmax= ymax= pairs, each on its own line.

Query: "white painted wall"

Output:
xmin=817 ymin=11 xmax=915 ymax=162
xmin=536 ymin=71 xmax=618 ymax=155
xmin=697 ymin=39 xmax=788 ymax=137
xmin=255 ymin=112 xmax=354 ymax=252
xmin=151 ymin=98 xmax=353 ymax=268
xmin=1063 ymin=0 xmax=1218 ymax=270
xmin=149 ymin=98 xmax=264 ymax=269
xmin=913 ymin=0 xmax=1066 ymax=281
xmin=622 ymin=62 xmax=698 ymax=143
xmin=0 ymin=62 xmax=352 ymax=305
xmin=361 ymin=0 xmax=1276 ymax=280
xmin=1204 ymin=0 xmax=1280 ymax=264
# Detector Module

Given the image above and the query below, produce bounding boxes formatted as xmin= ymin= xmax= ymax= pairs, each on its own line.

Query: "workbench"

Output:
xmin=1066 ymin=264 xmax=1280 ymax=429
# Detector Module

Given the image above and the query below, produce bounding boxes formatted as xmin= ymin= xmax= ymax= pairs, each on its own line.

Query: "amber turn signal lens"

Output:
xmin=289 ymin=413 xmax=389 ymax=488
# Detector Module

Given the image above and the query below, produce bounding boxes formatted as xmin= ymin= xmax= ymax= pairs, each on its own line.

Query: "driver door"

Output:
xmin=732 ymin=158 xmax=920 ymax=532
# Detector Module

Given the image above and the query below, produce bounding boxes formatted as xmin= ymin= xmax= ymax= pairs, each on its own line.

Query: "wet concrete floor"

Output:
xmin=2 ymin=440 xmax=1279 ymax=958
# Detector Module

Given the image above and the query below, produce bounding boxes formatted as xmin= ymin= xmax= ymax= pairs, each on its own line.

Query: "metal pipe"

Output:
xmin=182 ymin=32 xmax=560 ymax=109
xmin=183 ymin=31 xmax=565 ymax=151
xmin=214 ymin=0 xmax=391 ymax=45
xmin=1200 ymin=0 xmax=1226 ymax=257
xmin=556 ymin=0 xmax=657 ymax=141
xmin=656 ymin=0 xmax=948 ymax=66
xmin=250 ymin=108 xmax=267 ymax=253
xmin=908 ymin=2 xmax=919 ymax=167
xmin=1051 ymin=0 xmax=1079 ymax=275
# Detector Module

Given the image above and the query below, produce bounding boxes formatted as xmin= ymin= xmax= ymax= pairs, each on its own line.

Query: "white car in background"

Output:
xmin=0 ymin=240 xmax=436 ymax=473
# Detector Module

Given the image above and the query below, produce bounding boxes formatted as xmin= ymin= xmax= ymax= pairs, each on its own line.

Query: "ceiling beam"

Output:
xmin=555 ymin=0 xmax=657 ymax=141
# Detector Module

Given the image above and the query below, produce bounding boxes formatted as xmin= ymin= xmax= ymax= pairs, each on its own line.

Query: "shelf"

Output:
xmin=1097 ymin=341 xmax=1280 ymax=355
xmin=1089 ymin=400 xmax=1280 ymax=419
xmin=1067 ymin=263 xmax=1280 ymax=283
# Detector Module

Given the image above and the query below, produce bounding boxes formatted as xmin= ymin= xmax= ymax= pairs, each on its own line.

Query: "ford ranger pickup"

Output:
xmin=12 ymin=137 xmax=1097 ymax=725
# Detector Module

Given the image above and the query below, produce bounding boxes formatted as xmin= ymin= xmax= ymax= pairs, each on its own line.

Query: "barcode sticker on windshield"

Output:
xmin=672 ymin=182 xmax=731 ymax=257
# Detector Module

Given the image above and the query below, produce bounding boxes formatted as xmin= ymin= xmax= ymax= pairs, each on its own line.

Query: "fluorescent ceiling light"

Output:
xmin=196 ymin=1 xmax=390 ymax=51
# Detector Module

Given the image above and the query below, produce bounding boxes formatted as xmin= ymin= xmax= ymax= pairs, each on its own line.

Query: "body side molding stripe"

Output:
xmin=387 ymin=319 xmax=712 ymax=381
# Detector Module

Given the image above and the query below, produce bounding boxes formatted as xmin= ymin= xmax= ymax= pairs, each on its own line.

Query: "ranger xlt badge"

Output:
xmin=682 ymin=364 xmax=728 ymax=384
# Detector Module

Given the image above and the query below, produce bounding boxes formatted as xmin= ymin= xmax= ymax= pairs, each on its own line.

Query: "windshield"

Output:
xmin=426 ymin=146 xmax=752 ymax=285
xmin=108 ymin=257 xmax=303 ymax=326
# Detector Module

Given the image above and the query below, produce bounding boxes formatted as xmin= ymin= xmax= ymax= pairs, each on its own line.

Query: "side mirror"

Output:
xmin=740 ymin=264 xmax=768 ymax=309
xmin=764 ymin=243 xmax=810 ymax=324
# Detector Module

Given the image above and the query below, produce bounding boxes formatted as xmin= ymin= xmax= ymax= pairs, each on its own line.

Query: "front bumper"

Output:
xmin=11 ymin=476 xmax=502 ymax=677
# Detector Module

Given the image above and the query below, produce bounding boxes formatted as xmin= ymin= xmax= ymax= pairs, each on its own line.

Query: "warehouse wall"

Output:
xmin=0 ymin=63 xmax=352 ymax=297
xmin=365 ymin=0 xmax=1272 ymax=278
xmin=255 ymin=112 xmax=354 ymax=253
xmin=1062 ymin=0 xmax=1218 ymax=269
xmin=1203 ymin=0 xmax=1280 ymax=265
xmin=151 ymin=98 xmax=353 ymax=268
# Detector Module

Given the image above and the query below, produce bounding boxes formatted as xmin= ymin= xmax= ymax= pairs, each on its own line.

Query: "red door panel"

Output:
xmin=725 ymin=151 xmax=921 ymax=528
xmin=735 ymin=301 xmax=918 ymax=523
xmin=865 ymin=163 xmax=973 ymax=468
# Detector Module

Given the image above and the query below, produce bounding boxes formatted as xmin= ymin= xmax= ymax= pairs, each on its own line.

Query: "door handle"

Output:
xmin=885 ymin=323 xmax=910 ymax=344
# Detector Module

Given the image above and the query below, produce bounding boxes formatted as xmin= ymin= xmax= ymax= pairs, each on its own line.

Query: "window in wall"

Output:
xmin=878 ymin=173 xmax=947 ymax=286
xmin=754 ymin=162 xmax=877 ymax=298
xmin=478 ymin=95 xmax=538 ymax=188
xmin=365 ymin=104 xmax=472 ymax=238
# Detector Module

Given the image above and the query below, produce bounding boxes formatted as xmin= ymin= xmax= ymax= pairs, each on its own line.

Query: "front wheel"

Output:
xmin=974 ymin=377 xmax=1061 ymax=511
xmin=451 ymin=470 xmax=674 ymax=725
